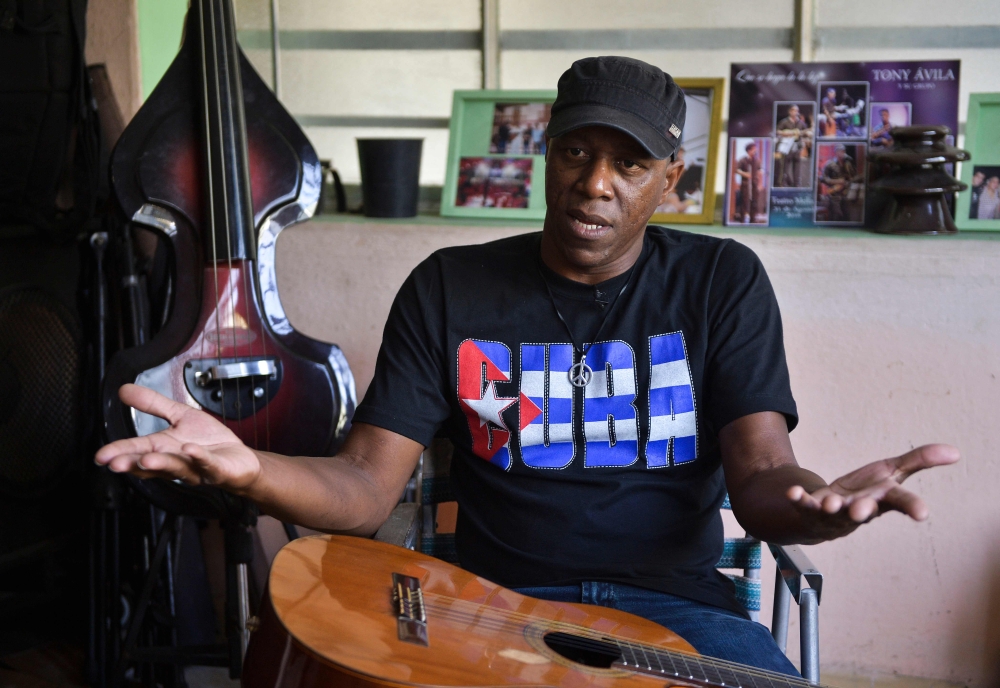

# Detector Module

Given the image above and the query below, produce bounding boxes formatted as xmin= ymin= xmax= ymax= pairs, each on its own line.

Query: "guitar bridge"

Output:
xmin=392 ymin=573 xmax=428 ymax=646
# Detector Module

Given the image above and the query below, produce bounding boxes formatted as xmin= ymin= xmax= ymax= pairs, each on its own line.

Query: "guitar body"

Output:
xmin=245 ymin=537 xmax=810 ymax=688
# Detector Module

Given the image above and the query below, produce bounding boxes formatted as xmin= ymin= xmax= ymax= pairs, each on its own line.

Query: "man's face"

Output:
xmin=827 ymin=89 xmax=836 ymax=100
xmin=542 ymin=126 xmax=682 ymax=282
xmin=836 ymin=148 xmax=847 ymax=161
xmin=973 ymin=171 xmax=984 ymax=186
xmin=789 ymin=107 xmax=799 ymax=121
xmin=989 ymin=177 xmax=1000 ymax=191
xmin=881 ymin=110 xmax=890 ymax=124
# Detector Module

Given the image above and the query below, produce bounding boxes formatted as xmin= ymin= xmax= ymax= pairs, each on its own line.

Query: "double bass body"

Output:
xmin=103 ymin=0 xmax=354 ymax=467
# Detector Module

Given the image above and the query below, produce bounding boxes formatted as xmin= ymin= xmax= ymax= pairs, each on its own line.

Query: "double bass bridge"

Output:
xmin=183 ymin=356 xmax=283 ymax=420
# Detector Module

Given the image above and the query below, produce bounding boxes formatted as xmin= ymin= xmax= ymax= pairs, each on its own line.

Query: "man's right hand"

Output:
xmin=95 ymin=383 xmax=262 ymax=491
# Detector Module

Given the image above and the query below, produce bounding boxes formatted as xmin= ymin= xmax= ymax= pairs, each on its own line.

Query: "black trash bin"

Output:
xmin=356 ymin=138 xmax=423 ymax=218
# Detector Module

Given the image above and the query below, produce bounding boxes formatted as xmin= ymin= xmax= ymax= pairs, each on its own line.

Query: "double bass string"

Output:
xmin=197 ymin=0 xmax=225 ymax=428
xmin=213 ymin=0 xmax=246 ymax=442
xmin=221 ymin=0 xmax=262 ymax=451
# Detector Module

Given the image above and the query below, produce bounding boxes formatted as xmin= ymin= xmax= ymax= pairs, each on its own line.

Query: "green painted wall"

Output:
xmin=137 ymin=0 xmax=188 ymax=100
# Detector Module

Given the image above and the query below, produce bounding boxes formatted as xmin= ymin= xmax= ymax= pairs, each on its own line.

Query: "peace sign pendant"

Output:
xmin=568 ymin=359 xmax=593 ymax=388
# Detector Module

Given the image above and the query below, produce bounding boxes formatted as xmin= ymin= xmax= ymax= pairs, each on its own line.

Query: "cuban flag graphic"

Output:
xmin=457 ymin=339 xmax=516 ymax=469
xmin=519 ymin=344 xmax=575 ymax=469
xmin=646 ymin=332 xmax=698 ymax=467
xmin=583 ymin=341 xmax=639 ymax=467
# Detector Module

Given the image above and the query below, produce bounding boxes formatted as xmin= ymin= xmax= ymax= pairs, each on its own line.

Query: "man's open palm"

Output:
xmin=94 ymin=383 xmax=261 ymax=490
xmin=787 ymin=444 xmax=959 ymax=541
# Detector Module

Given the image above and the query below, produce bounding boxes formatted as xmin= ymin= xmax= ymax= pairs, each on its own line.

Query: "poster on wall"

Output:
xmin=725 ymin=61 xmax=960 ymax=228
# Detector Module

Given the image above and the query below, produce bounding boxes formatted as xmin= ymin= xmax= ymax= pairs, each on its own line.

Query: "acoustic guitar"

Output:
xmin=244 ymin=535 xmax=825 ymax=688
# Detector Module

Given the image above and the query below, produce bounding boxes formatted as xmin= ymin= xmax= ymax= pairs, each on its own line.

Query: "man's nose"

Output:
xmin=576 ymin=157 xmax=615 ymax=199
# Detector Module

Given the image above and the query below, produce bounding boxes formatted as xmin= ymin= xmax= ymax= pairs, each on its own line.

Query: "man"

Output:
xmin=977 ymin=175 xmax=1000 ymax=220
xmin=774 ymin=104 xmax=811 ymax=187
xmin=734 ymin=141 xmax=758 ymax=222
xmin=821 ymin=144 xmax=858 ymax=222
xmin=969 ymin=170 xmax=985 ymax=219
xmin=871 ymin=107 xmax=893 ymax=149
xmin=96 ymin=57 xmax=956 ymax=677
xmin=820 ymin=87 xmax=839 ymax=137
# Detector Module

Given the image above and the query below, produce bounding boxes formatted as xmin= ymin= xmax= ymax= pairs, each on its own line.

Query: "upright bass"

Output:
xmin=103 ymin=0 xmax=355 ymax=469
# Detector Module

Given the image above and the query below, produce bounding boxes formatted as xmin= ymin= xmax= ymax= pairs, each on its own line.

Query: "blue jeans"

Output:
xmin=511 ymin=581 xmax=800 ymax=678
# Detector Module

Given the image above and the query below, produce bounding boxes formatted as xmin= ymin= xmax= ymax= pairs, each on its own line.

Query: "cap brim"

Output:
xmin=546 ymin=103 xmax=677 ymax=159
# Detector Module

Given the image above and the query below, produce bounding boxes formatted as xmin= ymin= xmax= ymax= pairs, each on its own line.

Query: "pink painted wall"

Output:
xmin=274 ymin=219 xmax=1000 ymax=687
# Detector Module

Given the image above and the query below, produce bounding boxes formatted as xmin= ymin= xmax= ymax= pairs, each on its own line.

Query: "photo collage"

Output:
xmin=454 ymin=102 xmax=551 ymax=210
xmin=726 ymin=60 xmax=960 ymax=228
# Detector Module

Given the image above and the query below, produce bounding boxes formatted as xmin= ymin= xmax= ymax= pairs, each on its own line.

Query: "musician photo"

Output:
xmin=97 ymin=57 xmax=957 ymax=680
xmin=817 ymin=82 xmax=869 ymax=138
xmin=454 ymin=157 xmax=533 ymax=209
xmin=869 ymin=102 xmax=911 ymax=150
xmin=653 ymin=86 xmax=712 ymax=217
xmin=816 ymin=142 xmax=867 ymax=224
xmin=490 ymin=102 xmax=551 ymax=155
xmin=972 ymin=167 xmax=1000 ymax=220
xmin=727 ymin=137 xmax=770 ymax=224
xmin=772 ymin=102 xmax=814 ymax=188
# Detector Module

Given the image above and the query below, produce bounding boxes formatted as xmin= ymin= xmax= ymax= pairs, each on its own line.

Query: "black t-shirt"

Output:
xmin=353 ymin=226 xmax=797 ymax=615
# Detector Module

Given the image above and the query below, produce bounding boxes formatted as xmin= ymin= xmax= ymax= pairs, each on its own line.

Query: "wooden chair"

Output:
xmin=374 ymin=439 xmax=823 ymax=683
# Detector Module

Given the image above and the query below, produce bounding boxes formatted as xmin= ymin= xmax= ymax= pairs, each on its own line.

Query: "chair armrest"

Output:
xmin=373 ymin=502 xmax=420 ymax=549
xmin=769 ymin=544 xmax=823 ymax=605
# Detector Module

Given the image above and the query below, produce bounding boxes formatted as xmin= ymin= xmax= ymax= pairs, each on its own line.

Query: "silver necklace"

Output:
xmin=539 ymin=264 xmax=636 ymax=388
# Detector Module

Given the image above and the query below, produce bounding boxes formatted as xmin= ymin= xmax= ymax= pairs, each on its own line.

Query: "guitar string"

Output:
xmin=422 ymin=598 xmax=810 ymax=688
xmin=420 ymin=597 xmax=816 ymax=688
xmin=221 ymin=0 xmax=261 ymax=451
xmin=418 ymin=605 xmax=802 ymax=688
xmin=421 ymin=602 xmax=806 ymax=688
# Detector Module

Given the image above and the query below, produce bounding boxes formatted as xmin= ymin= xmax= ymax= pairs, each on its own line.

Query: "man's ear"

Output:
xmin=657 ymin=159 xmax=686 ymax=206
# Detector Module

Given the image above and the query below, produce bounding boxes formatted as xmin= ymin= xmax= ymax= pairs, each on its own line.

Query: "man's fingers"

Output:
xmin=118 ymin=383 xmax=191 ymax=426
xmin=820 ymin=493 xmax=844 ymax=514
xmin=96 ymin=435 xmax=158 ymax=465
xmin=847 ymin=496 xmax=880 ymax=523
xmin=111 ymin=450 xmax=205 ymax=485
xmin=890 ymin=444 xmax=960 ymax=482
xmin=878 ymin=485 xmax=929 ymax=520
xmin=788 ymin=485 xmax=823 ymax=510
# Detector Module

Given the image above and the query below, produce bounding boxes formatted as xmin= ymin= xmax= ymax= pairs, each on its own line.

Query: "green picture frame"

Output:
xmin=441 ymin=89 xmax=556 ymax=220
xmin=956 ymin=93 xmax=1000 ymax=231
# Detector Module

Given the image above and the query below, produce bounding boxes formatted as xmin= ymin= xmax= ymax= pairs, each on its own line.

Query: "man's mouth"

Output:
xmin=568 ymin=211 xmax=612 ymax=234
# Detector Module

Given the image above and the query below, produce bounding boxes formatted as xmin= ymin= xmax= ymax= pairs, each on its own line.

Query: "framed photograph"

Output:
xmin=815 ymin=142 xmax=867 ymax=224
xmin=726 ymin=60 xmax=960 ymax=228
xmin=725 ymin=137 xmax=771 ymax=225
xmin=650 ymin=78 xmax=724 ymax=226
xmin=772 ymin=101 xmax=814 ymax=189
xmin=442 ymin=90 xmax=556 ymax=220
xmin=869 ymin=102 xmax=911 ymax=150
xmin=817 ymin=82 xmax=869 ymax=138
xmin=956 ymin=93 xmax=1000 ymax=231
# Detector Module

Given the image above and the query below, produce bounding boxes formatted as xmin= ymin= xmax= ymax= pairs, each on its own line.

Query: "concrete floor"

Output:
xmin=0 ymin=643 xmax=967 ymax=688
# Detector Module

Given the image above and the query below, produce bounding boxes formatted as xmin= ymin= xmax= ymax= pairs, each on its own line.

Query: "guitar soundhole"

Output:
xmin=543 ymin=632 xmax=622 ymax=668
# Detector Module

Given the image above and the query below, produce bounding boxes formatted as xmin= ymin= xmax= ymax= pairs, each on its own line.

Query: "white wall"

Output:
xmin=240 ymin=0 xmax=999 ymax=191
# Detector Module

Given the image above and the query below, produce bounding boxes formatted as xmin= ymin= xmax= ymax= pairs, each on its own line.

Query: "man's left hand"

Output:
xmin=786 ymin=444 xmax=960 ymax=541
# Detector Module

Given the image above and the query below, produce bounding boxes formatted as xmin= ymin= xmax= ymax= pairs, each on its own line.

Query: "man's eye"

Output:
xmin=621 ymin=159 xmax=639 ymax=170
xmin=568 ymin=148 xmax=586 ymax=157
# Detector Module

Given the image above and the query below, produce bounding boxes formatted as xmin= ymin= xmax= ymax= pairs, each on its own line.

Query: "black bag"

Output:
xmin=0 ymin=0 xmax=100 ymax=240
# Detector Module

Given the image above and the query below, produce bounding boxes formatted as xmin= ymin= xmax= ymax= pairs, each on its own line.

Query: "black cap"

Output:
xmin=546 ymin=56 xmax=687 ymax=160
